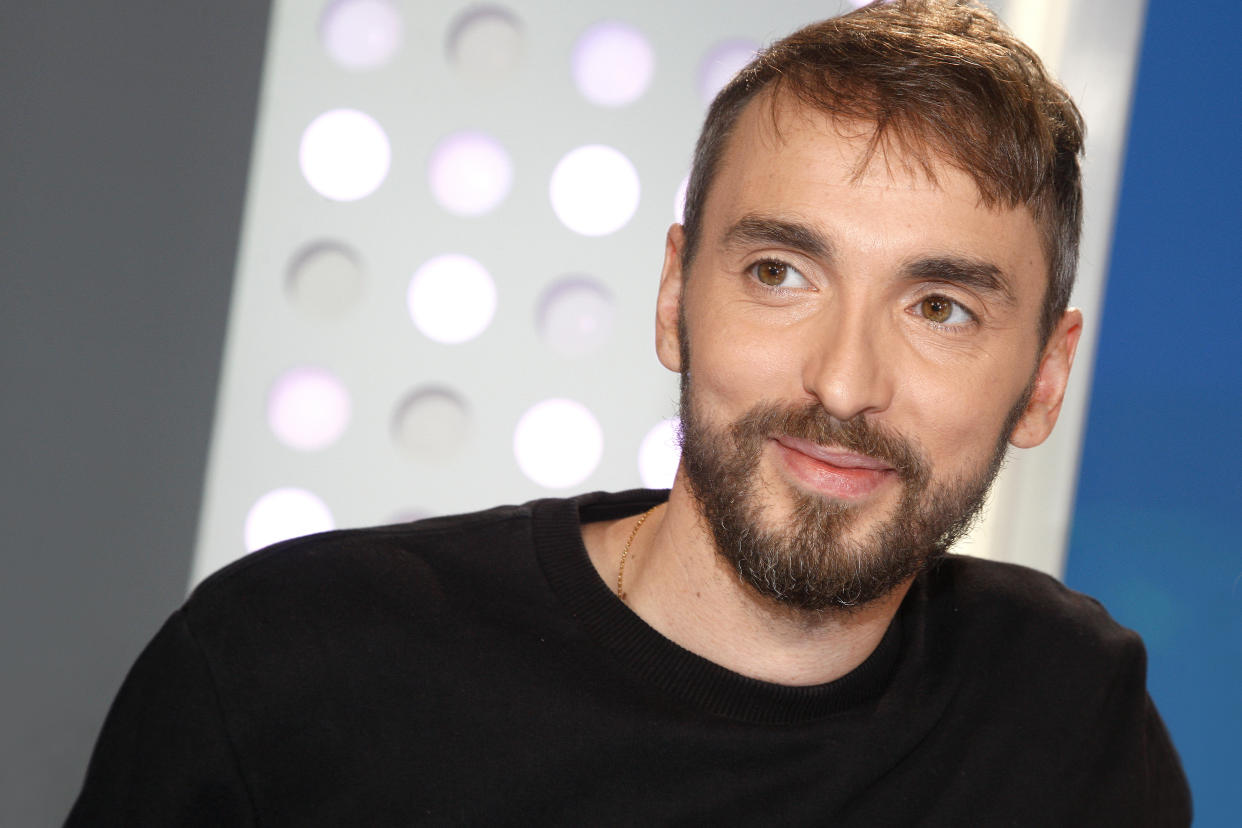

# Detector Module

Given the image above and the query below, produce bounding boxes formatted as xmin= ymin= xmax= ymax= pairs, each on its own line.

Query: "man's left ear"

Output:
xmin=1009 ymin=308 xmax=1084 ymax=449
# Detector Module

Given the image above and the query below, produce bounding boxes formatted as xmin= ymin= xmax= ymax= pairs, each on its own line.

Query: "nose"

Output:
xmin=800 ymin=309 xmax=896 ymax=422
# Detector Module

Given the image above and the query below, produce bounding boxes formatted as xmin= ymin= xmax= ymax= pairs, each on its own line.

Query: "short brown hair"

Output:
xmin=681 ymin=0 xmax=1085 ymax=342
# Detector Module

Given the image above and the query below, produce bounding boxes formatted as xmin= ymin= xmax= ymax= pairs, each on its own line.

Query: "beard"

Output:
xmin=677 ymin=369 xmax=1030 ymax=614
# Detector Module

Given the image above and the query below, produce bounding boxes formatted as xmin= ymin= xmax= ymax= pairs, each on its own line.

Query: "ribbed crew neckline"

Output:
xmin=532 ymin=490 xmax=905 ymax=726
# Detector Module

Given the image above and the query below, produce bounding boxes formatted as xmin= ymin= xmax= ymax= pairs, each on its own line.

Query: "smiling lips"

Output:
xmin=771 ymin=435 xmax=896 ymax=500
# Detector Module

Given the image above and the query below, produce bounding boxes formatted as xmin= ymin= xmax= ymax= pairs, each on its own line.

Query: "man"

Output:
xmin=68 ymin=1 xmax=1190 ymax=824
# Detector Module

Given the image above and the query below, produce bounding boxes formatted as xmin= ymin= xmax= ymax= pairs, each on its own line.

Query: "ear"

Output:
xmin=1009 ymin=308 xmax=1084 ymax=448
xmin=655 ymin=223 xmax=687 ymax=373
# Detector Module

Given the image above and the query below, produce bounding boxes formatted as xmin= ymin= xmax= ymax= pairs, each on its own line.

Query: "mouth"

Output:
xmin=770 ymin=434 xmax=897 ymax=500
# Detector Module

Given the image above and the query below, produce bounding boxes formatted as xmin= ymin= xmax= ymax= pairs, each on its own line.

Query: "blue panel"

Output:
xmin=1066 ymin=0 xmax=1242 ymax=824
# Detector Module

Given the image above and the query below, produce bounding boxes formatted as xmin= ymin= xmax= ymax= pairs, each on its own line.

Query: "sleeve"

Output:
xmin=63 ymin=610 xmax=256 ymax=827
xmin=1138 ymin=695 xmax=1193 ymax=826
xmin=1066 ymin=632 xmax=1193 ymax=827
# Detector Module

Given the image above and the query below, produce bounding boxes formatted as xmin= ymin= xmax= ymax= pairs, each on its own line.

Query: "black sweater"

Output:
xmin=66 ymin=489 xmax=1191 ymax=826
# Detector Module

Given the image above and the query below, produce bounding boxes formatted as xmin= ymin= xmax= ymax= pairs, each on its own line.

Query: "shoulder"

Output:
xmin=914 ymin=554 xmax=1152 ymax=713
xmin=187 ymin=488 xmax=659 ymax=613
xmin=180 ymin=500 xmax=551 ymax=650
xmin=912 ymin=558 xmax=1191 ymax=823
xmin=174 ymin=490 xmax=652 ymax=657
xmin=201 ymin=499 xmax=538 ymax=585
xmin=922 ymin=553 xmax=1139 ymax=656
xmin=915 ymin=554 xmax=1146 ymax=714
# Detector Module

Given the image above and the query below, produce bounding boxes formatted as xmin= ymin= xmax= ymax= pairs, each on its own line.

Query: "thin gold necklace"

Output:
xmin=616 ymin=505 xmax=658 ymax=601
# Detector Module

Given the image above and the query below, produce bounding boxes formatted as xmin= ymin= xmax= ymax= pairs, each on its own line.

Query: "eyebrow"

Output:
xmin=721 ymin=215 xmax=834 ymax=261
xmin=721 ymin=213 xmax=1020 ymax=308
xmin=902 ymin=256 xmax=1018 ymax=307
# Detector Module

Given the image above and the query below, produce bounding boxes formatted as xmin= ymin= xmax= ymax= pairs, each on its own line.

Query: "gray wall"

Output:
xmin=0 ymin=3 xmax=269 ymax=823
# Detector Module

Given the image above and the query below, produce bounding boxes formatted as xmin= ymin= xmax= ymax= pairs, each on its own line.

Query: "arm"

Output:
xmin=1065 ymin=632 xmax=1192 ymax=826
xmin=64 ymin=610 xmax=255 ymax=827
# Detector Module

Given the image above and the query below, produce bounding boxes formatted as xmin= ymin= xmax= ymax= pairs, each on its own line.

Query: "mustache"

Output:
xmin=727 ymin=401 xmax=929 ymax=484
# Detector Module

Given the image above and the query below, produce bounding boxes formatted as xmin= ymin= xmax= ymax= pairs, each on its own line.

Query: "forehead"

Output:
xmin=704 ymin=92 xmax=1048 ymax=287
xmin=717 ymin=89 xmax=974 ymax=198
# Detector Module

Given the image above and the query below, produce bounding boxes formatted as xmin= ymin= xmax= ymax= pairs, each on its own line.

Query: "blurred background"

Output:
xmin=2 ymin=1 xmax=1238 ymax=824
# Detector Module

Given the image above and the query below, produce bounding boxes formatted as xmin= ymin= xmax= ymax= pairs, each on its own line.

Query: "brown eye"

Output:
xmin=756 ymin=261 xmax=787 ymax=286
xmin=920 ymin=296 xmax=954 ymax=324
xmin=750 ymin=259 xmax=810 ymax=289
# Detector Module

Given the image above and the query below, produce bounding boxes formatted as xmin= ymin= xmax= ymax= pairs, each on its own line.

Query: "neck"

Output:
xmin=584 ymin=480 xmax=910 ymax=687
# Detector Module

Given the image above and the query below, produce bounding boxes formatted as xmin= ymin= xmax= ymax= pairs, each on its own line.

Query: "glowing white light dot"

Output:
xmin=549 ymin=145 xmax=640 ymax=236
xmin=572 ymin=21 xmax=655 ymax=107
xmin=514 ymin=399 xmax=604 ymax=489
xmin=299 ymin=109 xmax=391 ymax=202
xmin=639 ymin=418 xmax=681 ymax=489
xmin=538 ymin=278 xmax=614 ymax=356
xmin=319 ymin=0 xmax=404 ymax=70
xmin=428 ymin=131 xmax=513 ymax=216
xmin=244 ymin=488 xmax=335 ymax=552
xmin=407 ymin=254 xmax=497 ymax=344
xmin=698 ymin=39 xmax=759 ymax=103
xmin=267 ymin=367 xmax=352 ymax=451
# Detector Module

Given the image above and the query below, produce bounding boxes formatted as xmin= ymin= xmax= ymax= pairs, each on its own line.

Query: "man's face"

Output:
xmin=657 ymin=94 xmax=1079 ymax=612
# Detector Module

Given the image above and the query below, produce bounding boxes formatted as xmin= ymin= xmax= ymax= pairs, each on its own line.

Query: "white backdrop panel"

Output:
xmin=192 ymin=0 xmax=1144 ymax=586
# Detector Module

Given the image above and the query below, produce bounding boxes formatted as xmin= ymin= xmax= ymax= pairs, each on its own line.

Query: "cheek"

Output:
xmin=687 ymin=304 xmax=796 ymax=408
xmin=898 ymin=359 xmax=1031 ymax=470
